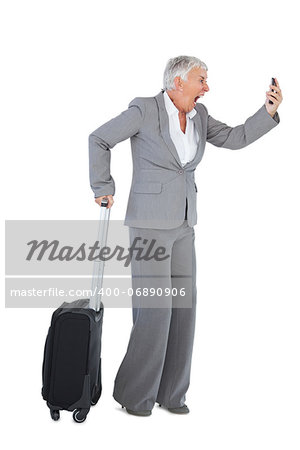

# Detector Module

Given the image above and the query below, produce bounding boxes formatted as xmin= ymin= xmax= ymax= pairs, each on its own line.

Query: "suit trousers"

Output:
xmin=113 ymin=202 xmax=197 ymax=411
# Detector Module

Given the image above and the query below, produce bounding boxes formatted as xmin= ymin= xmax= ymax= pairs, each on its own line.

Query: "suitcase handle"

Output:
xmin=100 ymin=197 xmax=109 ymax=207
xmin=90 ymin=197 xmax=111 ymax=311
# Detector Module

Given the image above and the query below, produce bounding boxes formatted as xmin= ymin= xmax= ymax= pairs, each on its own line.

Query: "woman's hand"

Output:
xmin=265 ymin=78 xmax=283 ymax=117
xmin=95 ymin=195 xmax=114 ymax=209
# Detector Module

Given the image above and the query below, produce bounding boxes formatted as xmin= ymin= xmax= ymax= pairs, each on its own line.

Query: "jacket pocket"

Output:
xmin=133 ymin=182 xmax=162 ymax=194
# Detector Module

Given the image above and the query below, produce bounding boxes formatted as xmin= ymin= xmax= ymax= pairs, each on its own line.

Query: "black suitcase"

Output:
xmin=42 ymin=199 xmax=110 ymax=423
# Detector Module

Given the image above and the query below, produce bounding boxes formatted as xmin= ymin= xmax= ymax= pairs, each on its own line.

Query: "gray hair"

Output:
xmin=163 ymin=55 xmax=208 ymax=91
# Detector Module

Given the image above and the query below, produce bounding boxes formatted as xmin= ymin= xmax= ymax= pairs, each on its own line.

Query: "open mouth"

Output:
xmin=193 ymin=96 xmax=200 ymax=106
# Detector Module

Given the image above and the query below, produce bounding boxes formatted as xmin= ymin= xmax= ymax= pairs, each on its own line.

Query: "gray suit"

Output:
xmin=89 ymin=91 xmax=280 ymax=411
xmin=89 ymin=90 xmax=280 ymax=229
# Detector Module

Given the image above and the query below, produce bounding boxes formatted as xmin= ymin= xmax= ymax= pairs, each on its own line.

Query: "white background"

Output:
xmin=1 ymin=0 xmax=299 ymax=449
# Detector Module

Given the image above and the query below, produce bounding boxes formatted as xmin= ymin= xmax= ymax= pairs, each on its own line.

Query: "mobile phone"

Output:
xmin=268 ymin=77 xmax=277 ymax=105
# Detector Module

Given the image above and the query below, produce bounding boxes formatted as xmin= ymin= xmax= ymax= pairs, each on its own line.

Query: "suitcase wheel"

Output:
xmin=50 ymin=409 xmax=60 ymax=421
xmin=73 ymin=408 xmax=88 ymax=423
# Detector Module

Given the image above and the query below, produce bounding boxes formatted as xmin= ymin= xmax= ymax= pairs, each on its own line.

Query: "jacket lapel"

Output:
xmin=154 ymin=90 xmax=203 ymax=168
xmin=155 ymin=90 xmax=182 ymax=167
xmin=188 ymin=107 xmax=203 ymax=166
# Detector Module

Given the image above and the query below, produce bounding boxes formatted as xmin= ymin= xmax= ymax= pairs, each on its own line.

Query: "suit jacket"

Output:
xmin=89 ymin=90 xmax=280 ymax=229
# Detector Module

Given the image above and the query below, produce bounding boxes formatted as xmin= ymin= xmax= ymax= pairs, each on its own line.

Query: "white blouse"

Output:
xmin=163 ymin=90 xmax=199 ymax=167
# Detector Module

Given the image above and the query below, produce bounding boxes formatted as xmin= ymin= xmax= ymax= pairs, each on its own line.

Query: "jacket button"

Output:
xmin=178 ymin=170 xmax=184 ymax=174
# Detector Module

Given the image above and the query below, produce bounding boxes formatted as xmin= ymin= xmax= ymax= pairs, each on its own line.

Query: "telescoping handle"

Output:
xmin=89 ymin=198 xmax=111 ymax=312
